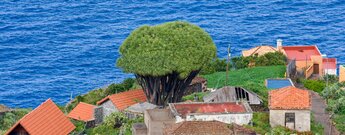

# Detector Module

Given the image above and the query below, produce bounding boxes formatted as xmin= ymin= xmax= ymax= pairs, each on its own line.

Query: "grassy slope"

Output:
xmin=203 ymin=65 xmax=286 ymax=102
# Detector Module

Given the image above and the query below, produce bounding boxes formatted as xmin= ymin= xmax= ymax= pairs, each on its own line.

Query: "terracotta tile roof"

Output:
xmin=5 ymin=99 xmax=76 ymax=135
xmin=68 ymin=102 xmax=96 ymax=122
xmin=164 ymin=121 xmax=256 ymax=135
xmin=323 ymin=58 xmax=337 ymax=69
xmin=282 ymin=45 xmax=321 ymax=61
xmin=97 ymin=89 xmax=147 ymax=111
xmin=269 ymin=86 xmax=311 ymax=110
xmin=242 ymin=45 xmax=277 ymax=57
xmin=169 ymin=102 xmax=248 ymax=118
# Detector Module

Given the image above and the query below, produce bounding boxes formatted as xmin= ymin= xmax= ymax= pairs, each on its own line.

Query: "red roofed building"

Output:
xmin=163 ymin=121 xmax=256 ymax=135
xmin=269 ymin=86 xmax=311 ymax=132
xmin=323 ymin=58 xmax=337 ymax=75
xmin=5 ymin=99 xmax=75 ymax=135
xmin=68 ymin=102 xmax=96 ymax=122
xmin=96 ymin=89 xmax=147 ymax=121
xmin=169 ymin=102 xmax=253 ymax=125
xmin=277 ymin=39 xmax=337 ymax=78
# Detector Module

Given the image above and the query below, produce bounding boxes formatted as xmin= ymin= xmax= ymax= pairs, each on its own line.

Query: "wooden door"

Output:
xmin=313 ymin=64 xmax=319 ymax=74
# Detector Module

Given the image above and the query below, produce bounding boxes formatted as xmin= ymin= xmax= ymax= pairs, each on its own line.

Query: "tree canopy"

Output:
xmin=117 ymin=21 xmax=216 ymax=78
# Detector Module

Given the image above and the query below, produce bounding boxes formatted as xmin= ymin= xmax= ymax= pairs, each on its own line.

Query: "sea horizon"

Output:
xmin=1 ymin=0 xmax=344 ymax=108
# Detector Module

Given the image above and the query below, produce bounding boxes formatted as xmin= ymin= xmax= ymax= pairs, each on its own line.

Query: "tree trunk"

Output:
xmin=135 ymin=70 xmax=200 ymax=107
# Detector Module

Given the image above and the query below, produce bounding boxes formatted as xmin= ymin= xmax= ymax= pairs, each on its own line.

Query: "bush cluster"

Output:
xmin=321 ymin=83 xmax=345 ymax=133
xmin=86 ymin=112 xmax=143 ymax=135
xmin=302 ymin=79 xmax=326 ymax=93
xmin=232 ymin=52 xmax=286 ymax=69
xmin=0 ymin=109 xmax=31 ymax=134
xmin=200 ymin=52 xmax=286 ymax=75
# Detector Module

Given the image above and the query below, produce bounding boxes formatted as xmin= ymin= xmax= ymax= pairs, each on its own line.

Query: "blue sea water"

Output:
xmin=1 ymin=1 xmax=345 ymax=108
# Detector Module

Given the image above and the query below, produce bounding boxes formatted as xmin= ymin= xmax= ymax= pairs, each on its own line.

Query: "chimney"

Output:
xmin=277 ymin=39 xmax=283 ymax=51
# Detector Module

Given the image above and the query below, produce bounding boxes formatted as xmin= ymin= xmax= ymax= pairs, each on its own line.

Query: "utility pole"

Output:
xmin=226 ymin=44 xmax=231 ymax=86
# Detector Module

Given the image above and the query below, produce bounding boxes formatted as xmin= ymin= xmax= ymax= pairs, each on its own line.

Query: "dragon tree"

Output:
xmin=117 ymin=21 xmax=216 ymax=106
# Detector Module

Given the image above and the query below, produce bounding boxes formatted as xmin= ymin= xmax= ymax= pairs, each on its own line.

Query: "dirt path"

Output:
xmin=310 ymin=91 xmax=340 ymax=135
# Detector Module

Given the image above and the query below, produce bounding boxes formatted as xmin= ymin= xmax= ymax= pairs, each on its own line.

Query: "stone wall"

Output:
xmin=270 ymin=109 xmax=310 ymax=132
xmin=94 ymin=106 xmax=103 ymax=125
xmin=100 ymin=100 xmax=118 ymax=118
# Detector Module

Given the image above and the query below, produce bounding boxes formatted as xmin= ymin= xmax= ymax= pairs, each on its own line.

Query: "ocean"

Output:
xmin=0 ymin=0 xmax=344 ymax=108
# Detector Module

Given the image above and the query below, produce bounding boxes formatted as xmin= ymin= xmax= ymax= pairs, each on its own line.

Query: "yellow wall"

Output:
xmin=339 ymin=65 xmax=345 ymax=83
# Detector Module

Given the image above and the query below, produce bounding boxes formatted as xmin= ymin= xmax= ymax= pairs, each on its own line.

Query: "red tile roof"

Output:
xmin=323 ymin=58 xmax=337 ymax=69
xmin=97 ymin=89 xmax=147 ymax=111
xmin=269 ymin=86 xmax=311 ymax=110
xmin=242 ymin=45 xmax=277 ymax=57
xmin=282 ymin=45 xmax=321 ymax=61
xmin=68 ymin=102 xmax=96 ymax=122
xmin=164 ymin=121 xmax=233 ymax=135
xmin=5 ymin=99 xmax=76 ymax=135
xmin=164 ymin=121 xmax=256 ymax=135
xmin=170 ymin=102 xmax=247 ymax=118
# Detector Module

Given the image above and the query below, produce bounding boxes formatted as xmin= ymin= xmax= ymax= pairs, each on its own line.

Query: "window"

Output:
xmin=285 ymin=113 xmax=295 ymax=123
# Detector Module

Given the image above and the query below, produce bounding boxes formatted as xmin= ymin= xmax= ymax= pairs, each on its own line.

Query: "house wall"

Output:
xmin=324 ymin=69 xmax=337 ymax=75
xmin=295 ymin=60 xmax=313 ymax=72
xmin=339 ymin=65 xmax=345 ymax=83
xmin=100 ymin=100 xmax=118 ymax=118
xmin=310 ymin=55 xmax=324 ymax=75
xmin=144 ymin=110 xmax=175 ymax=135
xmin=176 ymin=113 xmax=252 ymax=125
xmin=270 ymin=110 xmax=310 ymax=132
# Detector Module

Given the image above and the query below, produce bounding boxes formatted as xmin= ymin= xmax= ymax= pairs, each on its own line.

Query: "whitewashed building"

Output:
xmin=169 ymin=102 xmax=253 ymax=125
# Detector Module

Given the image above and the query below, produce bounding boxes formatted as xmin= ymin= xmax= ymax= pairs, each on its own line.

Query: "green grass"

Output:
xmin=203 ymin=65 xmax=286 ymax=89
xmin=246 ymin=112 xmax=271 ymax=134
xmin=203 ymin=65 xmax=286 ymax=105
xmin=333 ymin=114 xmax=345 ymax=133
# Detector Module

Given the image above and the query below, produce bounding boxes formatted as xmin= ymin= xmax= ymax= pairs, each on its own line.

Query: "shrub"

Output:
xmin=303 ymin=79 xmax=326 ymax=93
xmin=200 ymin=58 xmax=227 ymax=75
xmin=87 ymin=112 xmax=143 ymax=135
xmin=182 ymin=92 xmax=209 ymax=101
xmin=104 ymin=78 xmax=136 ymax=95
xmin=231 ymin=52 xmax=286 ymax=70
xmin=333 ymin=114 xmax=345 ymax=133
xmin=0 ymin=109 xmax=31 ymax=133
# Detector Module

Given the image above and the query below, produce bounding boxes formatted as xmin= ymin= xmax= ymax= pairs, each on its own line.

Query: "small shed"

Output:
xmin=269 ymin=86 xmax=311 ymax=132
xmin=203 ymin=86 xmax=262 ymax=105
xmin=96 ymin=89 xmax=147 ymax=123
xmin=185 ymin=77 xmax=207 ymax=95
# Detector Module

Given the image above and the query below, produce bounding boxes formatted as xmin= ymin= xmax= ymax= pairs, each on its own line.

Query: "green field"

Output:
xmin=202 ymin=65 xmax=286 ymax=99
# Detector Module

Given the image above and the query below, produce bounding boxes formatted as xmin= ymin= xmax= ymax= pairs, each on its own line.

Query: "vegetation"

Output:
xmin=86 ymin=112 xmax=143 ymax=135
xmin=246 ymin=112 xmax=270 ymax=134
xmin=66 ymin=78 xmax=136 ymax=112
xmin=182 ymin=91 xmax=210 ymax=101
xmin=200 ymin=58 xmax=227 ymax=75
xmin=203 ymin=65 xmax=286 ymax=105
xmin=117 ymin=21 xmax=217 ymax=106
xmin=311 ymin=113 xmax=324 ymax=135
xmin=321 ymin=83 xmax=345 ymax=133
xmin=246 ymin=112 xmax=323 ymax=134
xmin=302 ymin=79 xmax=326 ymax=93
xmin=231 ymin=52 xmax=286 ymax=69
xmin=200 ymin=52 xmax=286 ymax=75
xmin=0 ymin=109 xmax=31 ymax=134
